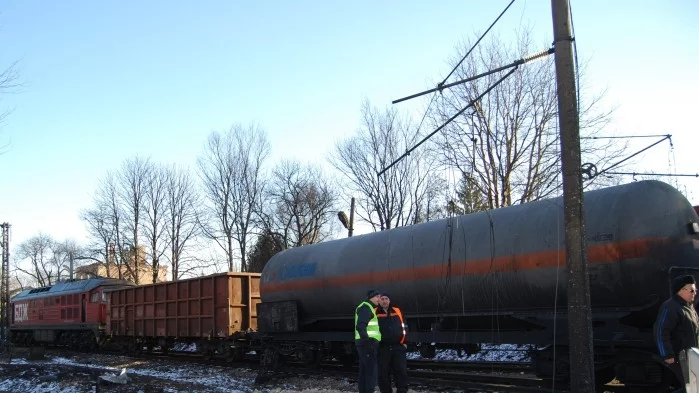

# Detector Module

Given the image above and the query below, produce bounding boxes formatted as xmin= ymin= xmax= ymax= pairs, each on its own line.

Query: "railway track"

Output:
xmin=5 ymin=346 xmax=648 ymax=392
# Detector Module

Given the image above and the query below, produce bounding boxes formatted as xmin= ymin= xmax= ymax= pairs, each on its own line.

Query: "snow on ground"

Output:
xmin=0 ymin=344 xmax=527 ymax=392
xmin=0 ymin=376 xmax=84 ymax=393
xmin=170 ymin=343 xmax=197 ymax=353
xmin=407 ymin=343 xmax=532 ymax=362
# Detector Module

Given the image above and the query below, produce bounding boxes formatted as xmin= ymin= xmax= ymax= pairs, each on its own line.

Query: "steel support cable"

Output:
xmin=393 ymin=48 xmax=553 ymax=105
xmin=604 ymin=171 xmax=699 ymax=178
xmin=581 ymin=134 xmax=671 ymax=139
xmin=395 ymin=0 xmax=517 ymax=155
xmin=440 ymin=0 xmax=517 ymax=86
xmin=413 ymin=93 xmax=437 ymax=136
xmin=378 ymin=66 xmax=518 ymax=177
xmin=594 ymin=135 xmax=671 ymax=178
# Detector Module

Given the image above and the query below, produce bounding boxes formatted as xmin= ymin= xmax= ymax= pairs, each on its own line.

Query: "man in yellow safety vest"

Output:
xmin=355 ymin=289 xmax=382 ymax=393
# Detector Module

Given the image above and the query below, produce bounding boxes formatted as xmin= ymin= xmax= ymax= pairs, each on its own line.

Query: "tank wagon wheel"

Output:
xmin=261 ymin=347 xmax=280 ymax=371
xmin=296 ymin=347 xmax=321 ymax=368
xmin=200 ymin=346 xmax=216 ymax=362
xmin=225 ymin=347 xmax=244 ymax=363
xmin=255 ymin=346 xmax=280 ymax=384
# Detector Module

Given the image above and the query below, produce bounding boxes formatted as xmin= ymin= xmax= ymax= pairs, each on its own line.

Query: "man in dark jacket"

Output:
xmin=654 ymin=274 xmax=699 ymax=392
xmin=355 ymin=289 xmax=382 ymax=393
xmin=375 ymin=292 xmax=408 ymax=393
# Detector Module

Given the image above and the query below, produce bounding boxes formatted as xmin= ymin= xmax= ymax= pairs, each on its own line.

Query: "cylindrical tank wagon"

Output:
xmin=262 ymin=180 xmax=699 ymax=324
xmin=259 ymin=180 xmax=699 ymax=387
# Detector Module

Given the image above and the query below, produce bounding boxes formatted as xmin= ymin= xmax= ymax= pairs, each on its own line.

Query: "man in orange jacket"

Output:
xmin=375 ymin=292 xmax=408 ymax=393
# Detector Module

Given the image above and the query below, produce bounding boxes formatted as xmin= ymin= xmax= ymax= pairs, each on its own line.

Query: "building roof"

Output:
xmin=11 ymin=277 xmax=135 ymax=302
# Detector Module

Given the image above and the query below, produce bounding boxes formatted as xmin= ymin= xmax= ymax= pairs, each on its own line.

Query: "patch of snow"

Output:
xmin=172 ymin=342 xmax=198 ymax=352
xmin=51 ymin=355 xmax=114 ymax=370
xmin=0 ymin=377 xmax=86 ymax=393
xmin=43 ymin=355 xmax=253 ymax=393
xmin=130 ymin=365 xmax=254 ymax=392
xmin=407 ymin=343 xmax=532 ymax=362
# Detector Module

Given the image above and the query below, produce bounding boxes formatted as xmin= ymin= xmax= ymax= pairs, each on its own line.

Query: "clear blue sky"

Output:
xmin=1 ymin=1 xmax=698 ymax=250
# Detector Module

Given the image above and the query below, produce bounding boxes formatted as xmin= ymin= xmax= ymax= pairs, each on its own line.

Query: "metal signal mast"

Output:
xmin=0 ymin=223 xmax=10 ymax=350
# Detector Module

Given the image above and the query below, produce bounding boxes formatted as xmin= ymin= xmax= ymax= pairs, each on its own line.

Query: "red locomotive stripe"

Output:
xmin=260 ymin=237 xmax=666 ymax=293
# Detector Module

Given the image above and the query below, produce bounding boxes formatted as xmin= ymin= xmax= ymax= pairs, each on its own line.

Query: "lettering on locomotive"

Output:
xmin=14 ymin=303 xmax=28 ymax=322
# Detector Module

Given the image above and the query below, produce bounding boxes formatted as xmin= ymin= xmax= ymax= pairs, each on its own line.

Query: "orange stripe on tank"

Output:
xmin=261 ymin=238 xmax=665 ymax=294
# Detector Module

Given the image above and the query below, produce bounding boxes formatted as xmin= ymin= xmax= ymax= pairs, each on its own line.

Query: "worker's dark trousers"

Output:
xmin=378 ymin=344 xmax=408 ymax=393
xmin=356 ymin=340 xmax=378 ymax=393
xmin=667 ymin=350 xmax=688 ymax=393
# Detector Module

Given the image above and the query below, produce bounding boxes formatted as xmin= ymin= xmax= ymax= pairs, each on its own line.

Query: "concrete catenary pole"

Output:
xmin=550 ymin=0 xmax=596 ymax=391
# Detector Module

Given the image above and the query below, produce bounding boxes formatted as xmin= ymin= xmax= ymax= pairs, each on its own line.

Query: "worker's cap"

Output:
xmin=380 ymin=292 xmax=391 ymax=299
xmin=366 ymin=289 xmax=381 ymax=299
xmin=672 ymin=275 xmax=696 ymax=294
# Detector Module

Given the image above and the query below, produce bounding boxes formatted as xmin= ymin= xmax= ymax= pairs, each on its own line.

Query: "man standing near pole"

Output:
xmin=654 ymin=274 xmax=699 ymax=392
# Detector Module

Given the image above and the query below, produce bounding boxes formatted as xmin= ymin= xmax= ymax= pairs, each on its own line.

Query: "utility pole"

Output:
xmin=0 ymin=223 xmax=10 ymax=350
xmin=551 ymin=0 xmax=595 ymax=391
xmin=348 ymin=197 xmax=355 ymax=238
xmin=69 ymin=250 xmax=74 ymax=280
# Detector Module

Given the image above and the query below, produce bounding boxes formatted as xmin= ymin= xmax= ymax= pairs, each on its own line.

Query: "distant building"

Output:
xmin=75 ymin=262 xmax=168 ymax=284
xmin=75 ymin=244 xmax=168 ymax=284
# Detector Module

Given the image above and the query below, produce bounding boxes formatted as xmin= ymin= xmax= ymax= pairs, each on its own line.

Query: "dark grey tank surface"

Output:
xmin=260 ymin=180 xmax=699 ymax=322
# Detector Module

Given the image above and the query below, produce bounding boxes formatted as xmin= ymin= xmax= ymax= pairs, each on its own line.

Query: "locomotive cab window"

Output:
xmin=91 ymin=292 xmax=100 ymax=303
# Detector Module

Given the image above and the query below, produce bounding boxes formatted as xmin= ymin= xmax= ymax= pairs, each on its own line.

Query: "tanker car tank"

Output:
xmin=258 ymin=180 xmax=699 ymax=388
xmin=261 ymin=180 xmax=699 ymax=324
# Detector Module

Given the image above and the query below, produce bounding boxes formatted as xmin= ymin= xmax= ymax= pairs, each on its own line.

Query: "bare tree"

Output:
xmin=163 ymin=165 xmax=201 ymax=280
xmin=432 ymin=30 xmax=620 ymax=208
xmin=118 ymin=157 xmax=152 ymax=283
xmin=80 ymin=201 xmax=116 ymax=276
xmin=50 ymin=239 xmax=82 ymax=280
xmin=101 ymin=173 xmax=126 ymax=278
xmin=198 ymin=124 xmax=270 ymax=272
xmin=267 ymin=160 xmax=338 ymax=248
xmin=330 ymin=100 xmax=442 ymax=231
xmin=0 ymin=60 xmax=20 ymax=131
xmin=81 ymin=172 xmax=127 ymax=279
xmin=143 ymin=164 xmax=168 ymax=283
xmin=13 ymin=234 xmax=56 ymax=287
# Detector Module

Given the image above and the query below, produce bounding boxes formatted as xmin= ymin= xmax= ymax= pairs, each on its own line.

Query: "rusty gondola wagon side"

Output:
xmin=105 ymin=272 xmax=261 ymax=360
